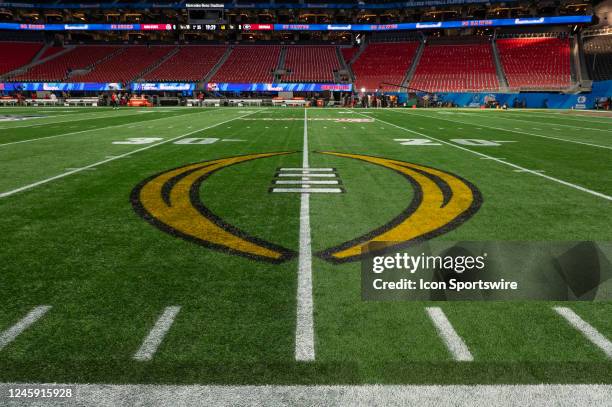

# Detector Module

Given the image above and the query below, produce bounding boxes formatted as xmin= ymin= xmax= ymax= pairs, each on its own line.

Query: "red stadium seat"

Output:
xmin=37 ymin=46 xmax=66 ymax=61
xmin=211 ymin=46 xmax=281 ymax=83
xmin=144 ymin=46 xmax=227 ymax=82
xmin=410 ymin=43 xmax=499 ymax=92
xmin=281 ymin=46 xmax=341 ymax=82
xmin=11 ymin=45 xmax=122 ymax=82
xmin=351 ymin=42 xmax=419 ymax=92
xmin=340 ymin=47 xmax=359 ymax=65
xmin=72 ymin=46 xmax=175 ymax=83
xmin=0 ymin=42 xmax=44 ymax=76
xmin=497 ymin=37 xmax=571 ymax=90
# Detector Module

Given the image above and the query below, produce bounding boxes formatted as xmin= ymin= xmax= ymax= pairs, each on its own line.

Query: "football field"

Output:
xmin=0 ymin=106 xmax=611 ymax=390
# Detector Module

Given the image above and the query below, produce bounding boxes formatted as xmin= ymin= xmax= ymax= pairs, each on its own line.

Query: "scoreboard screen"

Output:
xmin=178 ymin=24 xmax=237 ymax=31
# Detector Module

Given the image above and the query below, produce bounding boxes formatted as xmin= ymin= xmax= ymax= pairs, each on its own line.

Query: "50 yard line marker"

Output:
xmin=295 ymin=108 xmax=315 ymax=362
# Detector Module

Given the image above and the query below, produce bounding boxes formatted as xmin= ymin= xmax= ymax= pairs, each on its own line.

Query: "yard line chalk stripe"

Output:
xmin=361 ymin=111 xmax=612 ymax=202
xmin=0 ymin=383 xmax=610 ymax=406
xmin=0 ymin=306 xmax=51 ymax=351
xmin=493 ymin=114 xmax=612 ymax=132
xmin=295 ymin=107 xmax=315 ymax=362
xmin=0 ymin=109 xmax=218 ymax=147
xmin=272 ymin=188 xmax=343 ymax=193
xmin=425 ymin=307 xmax=473 ymax=362
xmin=0 ymin=109 xmax=145 ymax=130
xmin=275 ymin=180 xmax=339 ymax=185
xmin=133 ymin=306 xmax=181 ymax=361
xmin=278 ymin=173 xmax=337 ymax=178
xmin=0 ymin=110 xmax=260 ymax=199
xmin=280 ymin=168 xmax=334 ymax=171
xmin=553 ymin=307 xmax=612 ymax=359
xmin=394 ymin=109 xmax=612 ymax=150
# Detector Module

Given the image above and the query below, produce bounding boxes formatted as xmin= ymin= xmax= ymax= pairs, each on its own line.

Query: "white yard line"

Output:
xmin=3 ymin=383 xmax=609 ymax=406
xmin=359 ymin=111 xmax=612 ymax=202
xmin=426 ymin=307 xmax=473 ymax=362
xmin=0 ymin=110 xmax=216 ymax=148
xmin=295 ymin=108 xmax=315 ymax=362
xmin=553 ymin=307 xmax=612 ymax=359
xmin=394 ymin=109 xmax=612 ymax=150
xmin=504 ymin=111 xmax=612 ymax=124
xmin=0 ymin=306 xmax=51 ymax=351
xmin=485 ymin=114 xmax=612 ymax=133
xmin=273 ymin=188 xmax=342 ymax=193
xmin=0 ymin=109 xmax=148 ymax=131
xmin=133 ymin=306 xmax=181 ymax=362
xmin=275 ymin=180 xmax=339 ymax=185
xmin=0 ymin=110 xmax=259 ymax=199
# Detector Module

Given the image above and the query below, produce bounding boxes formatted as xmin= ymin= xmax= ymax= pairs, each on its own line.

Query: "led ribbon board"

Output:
xmin=263 ymin=16 xmax=592 ymax=31
xmin=131 ymin=83 xmax=196 ymax=91
xmin=206 ymin=83 xmax=353 ymax=92
xmin=0 ymin=23 xmax=175 ymax=31
xmin=1 ymin=83 xmax=123 ymax=91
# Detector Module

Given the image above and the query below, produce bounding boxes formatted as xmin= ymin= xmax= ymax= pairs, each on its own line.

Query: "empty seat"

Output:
xmin=410 ymin=43 xmax=499 ymax=92
xmin=583 ymin=35 xmax=612 ymax=81
xmin=144 ymin=46 xmax=227 ymax=82
xmin=281 ymin=46 xmax=341 ymax=82
xmin=72 ymin=46 xmax=175 ymax=83
xmin=211 ymin=46 xmax=281 ymax=83
xmin=0 ymin=42 xmax=44 ymax=76
xmin=351 ymin=42 xmax=419 ymax=92
xmin=497 ymin=37 xmax=571 ymax=90
xmin=11 ymin=45 xmax=121 ymax=82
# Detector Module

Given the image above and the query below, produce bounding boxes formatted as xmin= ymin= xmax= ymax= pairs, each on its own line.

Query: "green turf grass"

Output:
xmin=0 ymin=106 xmax=610 ymax=384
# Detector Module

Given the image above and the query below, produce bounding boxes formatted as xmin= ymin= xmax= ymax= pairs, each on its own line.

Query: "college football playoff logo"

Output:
xmin=131 ymin=152 xmax=482 ymax=263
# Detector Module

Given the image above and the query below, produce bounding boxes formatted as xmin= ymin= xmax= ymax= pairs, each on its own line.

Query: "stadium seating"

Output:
xmin=211 ymin=46 xmax=281 ymax=83
xmin=340 ymin=46 xmax=359 ymax=65
xmin=0 ymin=42 xmax=43 ymax=76
xmin=497 ymin=37 xmax=571 ymax=90
xmin=351 ymin=42 xmax=419 ymax=91
xmin=144 ymin=46 xmax=227 ymax=82
xmin=410 ymin=43 xmax=499 ymax=92
xmin=73 ymin=46 xmax=174 ymax=83
xmin=38 ymin=46 xmax=66 ymax=61
xmin=11 ymin=45 xmax=121 ymax=81
xmin=282 ymin=46 xmax=341 ymax=82
xmin=583 ymin=35 xmax=612 ymax=81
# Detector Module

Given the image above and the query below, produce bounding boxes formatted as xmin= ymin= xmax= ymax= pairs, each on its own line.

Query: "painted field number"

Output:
xmin=395 ymin=138 xmax=514 ymax=147
xmin=113 ymin=137 xmax=163 ymax=145
xmin=174 ymin=138 xmax=220 ymax=145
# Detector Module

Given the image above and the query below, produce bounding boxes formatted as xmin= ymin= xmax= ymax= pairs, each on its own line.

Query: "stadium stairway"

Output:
xmin=401 ymin=39 xmax=425 ymax=90
xmin=202 ymin=46 xmax=233 ymax=84
xmin=136 ymin=47 xmax=181 ymax=81
xmin=65 ymin=46 xmax=127 ymax=81
xmin=408 ymin=41 xmax=500 ymax=92
xmin=491 ymin=39 xmax=509 ymax=91
xmin=352 ymin=41 xmax=420 ymax=91
xmin=497 ymin=37 xmax=572 ymax=91
xmin=336 ymin=46 xmax=355 ymax=82
xmin=277 ymin=46 xmax=287 ymax=71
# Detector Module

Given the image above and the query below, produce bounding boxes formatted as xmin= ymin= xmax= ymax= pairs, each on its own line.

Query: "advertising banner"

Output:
xmin=2 ymin=82 xmax=123 ymax=91
xmin=131 ymin=83 xmax=196 ymax=91
xmin=206 ymin=83 xmax=352 ymax=92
